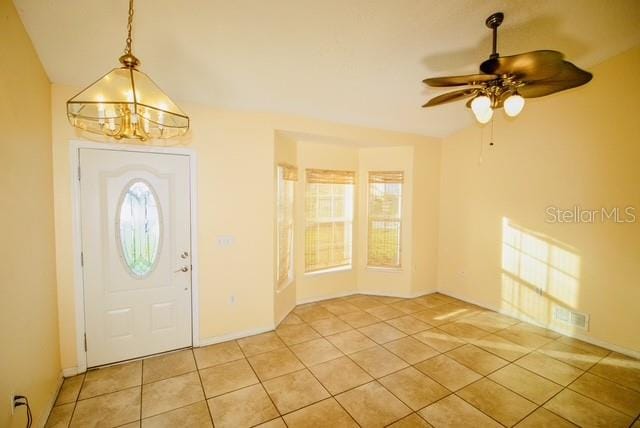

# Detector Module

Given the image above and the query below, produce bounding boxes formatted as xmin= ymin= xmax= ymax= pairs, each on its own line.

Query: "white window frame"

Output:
xmin=366 ymin=178 xmax=403 ymax=270
xmin=276 ymin=166 xmax=295 ymax=289
xmin=304 ymin=182 xmax=354 ymax=274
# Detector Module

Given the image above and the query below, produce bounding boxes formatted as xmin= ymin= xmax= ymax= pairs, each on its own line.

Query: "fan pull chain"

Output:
xmin=489 ymin=115 xmax=495 ymax=146
xmin=478 ymin=124 xmax=485 ymax=164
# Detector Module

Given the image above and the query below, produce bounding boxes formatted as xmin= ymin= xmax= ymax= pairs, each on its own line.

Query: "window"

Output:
xmin=117 ymin=180 xmax=162 ymax=277
xmin=367 ymin=171 xmax=403 ymax=268
xmin=305 ymin=169 xmax=355 ymax=273
xmin=277 ymin=164 xmax=297 ymax=288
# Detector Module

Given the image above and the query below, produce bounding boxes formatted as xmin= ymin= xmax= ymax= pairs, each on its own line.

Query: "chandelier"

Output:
xmin=66 ymin=0 xmax=189 ymax=141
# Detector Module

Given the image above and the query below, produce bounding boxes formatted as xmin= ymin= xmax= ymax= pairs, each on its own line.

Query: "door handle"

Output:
xmin=174 ymin=266 xmax=189 ymax=273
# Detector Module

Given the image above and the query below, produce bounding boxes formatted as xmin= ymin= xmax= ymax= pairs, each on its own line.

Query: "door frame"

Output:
xmin=69 ymin=139 xmax=200 ymax=373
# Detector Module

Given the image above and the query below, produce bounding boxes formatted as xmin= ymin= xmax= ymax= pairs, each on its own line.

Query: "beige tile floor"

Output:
xmin=46 ymin=293 xmax=640 ymax=428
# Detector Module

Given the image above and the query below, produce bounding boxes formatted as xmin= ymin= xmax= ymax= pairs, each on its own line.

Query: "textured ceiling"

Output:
xmin=14 ymin=0 xmax=640 ymax=137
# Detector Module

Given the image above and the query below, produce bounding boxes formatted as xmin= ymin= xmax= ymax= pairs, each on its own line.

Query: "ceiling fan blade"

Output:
xmin=422 ymin=88 xmax=479 ymax=107
xmin=519 ymin=61 xmax=593 ymax=98
xmin=423 ymin=73 xmax=498 ymax=87
xmin=480 ymin=50 xmax=565 ymax=81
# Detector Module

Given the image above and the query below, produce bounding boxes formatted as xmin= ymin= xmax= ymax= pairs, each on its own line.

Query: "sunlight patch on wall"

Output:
xmin=500 ymin=218 xmax=581 ymax=329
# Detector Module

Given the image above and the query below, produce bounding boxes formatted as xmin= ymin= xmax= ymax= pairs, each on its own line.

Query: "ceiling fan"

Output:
xmin=422 ymin=12 xmax=593 ymax=123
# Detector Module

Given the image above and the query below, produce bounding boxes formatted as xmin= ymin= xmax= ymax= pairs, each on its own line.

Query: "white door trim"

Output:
xmin=69 ymin=139 xmax=199 ymax=373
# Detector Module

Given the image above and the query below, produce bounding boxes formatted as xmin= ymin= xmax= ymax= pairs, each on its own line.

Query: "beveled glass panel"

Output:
xmin=118 ymin=180 xmax=161 ymax=277
xmin=67 ymin=67 xmax=189 ymax=139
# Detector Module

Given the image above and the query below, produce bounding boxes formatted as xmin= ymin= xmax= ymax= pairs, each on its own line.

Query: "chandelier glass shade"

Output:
xmin=66 ymin=0 xmax=189 ymax=141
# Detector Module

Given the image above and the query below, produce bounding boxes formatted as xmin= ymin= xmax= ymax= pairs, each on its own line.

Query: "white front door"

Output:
xmin=79 ymin=148 xmax=192 ymax=367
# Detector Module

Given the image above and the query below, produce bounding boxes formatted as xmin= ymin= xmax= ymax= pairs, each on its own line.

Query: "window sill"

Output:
xmin=366 ymin=266 xmax=403 ymax=273
xmin=305 ymin=265 xmax=352 ymax=276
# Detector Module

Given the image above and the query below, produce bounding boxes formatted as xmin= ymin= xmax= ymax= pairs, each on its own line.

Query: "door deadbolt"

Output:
xmin=175 ymin=266 xmax=189 ymax=273
xmin=180 ymin=251 xmax=189 ymax=259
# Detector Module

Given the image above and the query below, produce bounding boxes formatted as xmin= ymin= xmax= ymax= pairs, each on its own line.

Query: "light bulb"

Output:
xmin=471 ymin=95 xmax=491 ymax=116
xmin=504 ymin=94 xmax=525 ymax=117
xmin=474 ymin=107 xmax=493 ymax=124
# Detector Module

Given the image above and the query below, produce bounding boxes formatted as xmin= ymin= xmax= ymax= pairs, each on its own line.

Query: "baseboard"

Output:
xmin=359 ymin=289 xmax=437 ymax=299
xmin=438 ymin=289 xmax=640 ymax=360
xmin=39 ymin=372 xmax=64 ymax=428
xmin=198 ymin=325 xmax=275 ymax=347
xmin=62 ymin=366 xmax=83 ymax=377
xmin=296 ymin=290 xmax=357 ymax=305
xmin=274 ymin=308 xmax=291 ymax=327
xmin=296 ymin=288 xmax=438 ymax=305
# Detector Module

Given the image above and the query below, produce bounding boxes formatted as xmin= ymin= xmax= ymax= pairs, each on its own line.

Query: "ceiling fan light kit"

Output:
xmin=422 ymin=12 xmax=593 ymax=124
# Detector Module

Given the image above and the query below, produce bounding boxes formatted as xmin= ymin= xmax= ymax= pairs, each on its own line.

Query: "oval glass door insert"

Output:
xmin=118 ymin=180 xmax=161 ymax=277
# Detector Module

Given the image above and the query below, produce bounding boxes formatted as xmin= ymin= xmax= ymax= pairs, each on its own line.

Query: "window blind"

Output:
xmin=367 ymin=171 xmax=403 ymax=268
xmin=279 ymin=163 xmax=298 ymax=182
xmin=305 ymin=169 xmax=355 ymax=272
xmin=277 ymin=165 xmax=296 ymax=287
xmin=306 ymin=169 xmax=356 ymax=185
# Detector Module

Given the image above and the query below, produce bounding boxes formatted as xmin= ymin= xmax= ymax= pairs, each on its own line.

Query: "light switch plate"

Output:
xmin=216 ymin=235 xmax=235 ymax=247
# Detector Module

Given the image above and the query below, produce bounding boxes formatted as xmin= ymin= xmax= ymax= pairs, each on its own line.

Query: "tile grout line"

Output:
xmin=57 ymin=294 xmax=639 ymax=427
xmin=70 ymin=374 xmax=85 ymax=427
xmin=139 ymin=358 xmax=143 ymax=425
xmin=403 ymin=304 xmax=631 ymax=425
xmin=290 ymin=297 xmax=626 ymax=426
xmin=236 ymin=336 xmax=289 ymax=427
xmin=283 ymin=344 xmax=363 ymax=427
xmin=275 ymin=301 xmax=435 ymax=426
xmin=291 ymin=308 xmax=466 ymax=425
xmin=556 ymin=380 xmax=640 ymax=420
xmin=398 ymin=311 xmax=601 ymax=426
xmin=180 ymin=348 xmax=215 ymax=428
xmin=276 ymin=299 xmax=635 ymax=425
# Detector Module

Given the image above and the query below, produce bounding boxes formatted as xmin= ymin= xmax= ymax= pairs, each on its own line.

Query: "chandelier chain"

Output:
xmin=124 ymin=0 xmax=134 ymax=55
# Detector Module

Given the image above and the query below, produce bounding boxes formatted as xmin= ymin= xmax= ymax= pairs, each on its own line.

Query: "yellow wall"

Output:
xmin=51 ymin=84 xmax=440 ymax=370
xmin=411 ymin=143 xmax=441 ymax=295
xmin=0 ymin=1 xmax=61 ymax=426
xmin=438 ymin=46 xmax=640 ymax=353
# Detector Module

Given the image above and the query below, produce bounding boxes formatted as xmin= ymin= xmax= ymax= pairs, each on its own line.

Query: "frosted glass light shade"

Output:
xmin=474 ymin=107 xmax=493 ymax=124
xmin=471 ymin=95 xmax=491 ymax=116
xmin=504 ymin=94 xmax=525 ymax=117
xmin=67 ymin=67 xmax=189 ymax=140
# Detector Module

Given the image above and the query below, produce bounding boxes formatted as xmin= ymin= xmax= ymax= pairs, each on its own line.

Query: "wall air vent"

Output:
xmin=553 ymin=305 xmax=589 ymax=331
